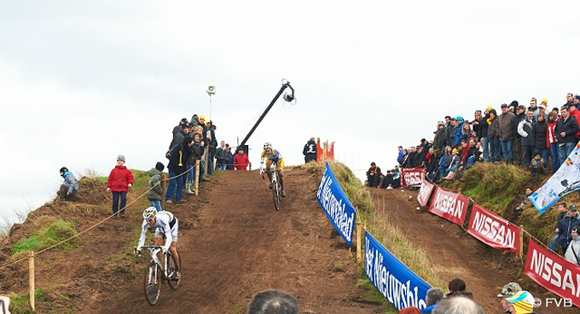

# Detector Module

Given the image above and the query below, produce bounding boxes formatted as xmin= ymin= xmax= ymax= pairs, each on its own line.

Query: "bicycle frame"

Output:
xmin=265 ymin=170 xmax=281 ymax=210
xmin=142 ymin=245 xmax=172 ymax=279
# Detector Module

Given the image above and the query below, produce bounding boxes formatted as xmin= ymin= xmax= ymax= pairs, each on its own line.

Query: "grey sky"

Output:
xmin=1 ymin=1 xmax=580 ymax=226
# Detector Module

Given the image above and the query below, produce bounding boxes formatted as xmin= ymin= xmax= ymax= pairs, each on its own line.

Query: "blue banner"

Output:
xmin=316 ymin=162 xmax=356 ymax=246
xmin=529 ymin=142 xmax=580 ymax=214
xmin=364 ymin=231 xmax=431 ymax=311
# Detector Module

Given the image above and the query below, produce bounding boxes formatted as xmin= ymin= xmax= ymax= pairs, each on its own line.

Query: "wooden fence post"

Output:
xmin=29 ymin=251 xmax=35 ymax=311
xmin=195 ymin=160 xmax=200 ymax=196
xmin=204 ymin=147 xmax=209 ymax=176
xmin=356 ymin=219 xmax=362 ymax=261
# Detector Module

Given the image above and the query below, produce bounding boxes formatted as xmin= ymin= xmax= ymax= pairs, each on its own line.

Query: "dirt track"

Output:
xmin=95 ymin=168 xmax=384 ymax=314
xmin=369 ymin=188 xmax=577 ymax=314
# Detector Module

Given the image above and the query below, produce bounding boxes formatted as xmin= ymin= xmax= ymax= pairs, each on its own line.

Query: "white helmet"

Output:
xmin=264 ymin=142 xmax=273 ymax=151
xmin=143 ymin=207 xmax=157 ymax=220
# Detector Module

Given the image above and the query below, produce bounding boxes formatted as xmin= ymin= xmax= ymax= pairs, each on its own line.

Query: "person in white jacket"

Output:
xmin=565 ymin=226 xmax=580 ymax=265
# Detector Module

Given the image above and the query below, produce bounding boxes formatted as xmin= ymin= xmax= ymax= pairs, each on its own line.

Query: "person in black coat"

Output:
xmin=366 ymin=162 xmax=382 ymax=188
xmin=303 ymin=137 xmax=317 ymax=163
xmin=166 ymin=136 xmax=193 ymax=203
xmin=531 ymin=113 xmax=549 ymax=168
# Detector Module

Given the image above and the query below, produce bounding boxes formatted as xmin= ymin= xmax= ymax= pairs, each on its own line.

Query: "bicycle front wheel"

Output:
xmin=167 ymin=251 xmax=182 ymax=290
xmin=144 ymin=262 xmax=162 ymax=305
xmin=272 ymin=181 xmax=281 ymax=211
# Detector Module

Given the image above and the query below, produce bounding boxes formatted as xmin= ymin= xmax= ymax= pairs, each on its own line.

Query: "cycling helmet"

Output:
xmin=59 ymin=167 xmax=69 ymax=178
xmin=264 ymin=142 xmax=273 ymax=151
xmin=143 ymin=207 xmax=157 ymax=220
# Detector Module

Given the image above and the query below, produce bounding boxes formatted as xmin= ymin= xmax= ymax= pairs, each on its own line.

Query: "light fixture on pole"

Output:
xmin=206 ymin=85 xmax=216 ymax=121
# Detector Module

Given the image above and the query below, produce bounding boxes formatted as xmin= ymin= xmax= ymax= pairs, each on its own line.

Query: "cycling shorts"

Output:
xmin=266 ymin=158 xmax=285 ymax=171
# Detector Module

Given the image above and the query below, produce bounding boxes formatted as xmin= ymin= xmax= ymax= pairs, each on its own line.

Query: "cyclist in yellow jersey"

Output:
xmin=260 ymin=142 xmax=286 ymax=197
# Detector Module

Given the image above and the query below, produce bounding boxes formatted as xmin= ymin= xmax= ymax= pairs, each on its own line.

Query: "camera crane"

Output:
xmin=237 ymin=79 xmax=295 ymax=152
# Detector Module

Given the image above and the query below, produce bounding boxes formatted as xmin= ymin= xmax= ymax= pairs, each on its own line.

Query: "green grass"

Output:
xmin=9 ymin=288 xmax=48 ymax=314
xmin=12 ymin=218 xmax=79 ymax=257
xmin=302 ymin=162 xmax=442 ymax=312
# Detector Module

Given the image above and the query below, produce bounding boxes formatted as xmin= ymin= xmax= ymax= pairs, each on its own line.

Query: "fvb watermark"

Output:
xmin=533 ymin=297 xmax=573 ymax=308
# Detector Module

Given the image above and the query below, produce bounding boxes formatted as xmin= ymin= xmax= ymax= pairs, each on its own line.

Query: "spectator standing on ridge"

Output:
xmin=498 ymin=103 xmax=516 ymax=163
xmin=205 ymin=121 xmax=217 ymax=175
xmin=166 ymin=137 xmax=193 ymax=204
xmin=518 ymin=110 xmax=534 ymax=169
xmin=472 ymin=110 xmax=482 ymax=141
xmin=366 ymin=162 xmax=382 ymax=188
xmin=407 ymin=147 xmax=418 ymax=168
xmin=246 ymin=290 xmax=299 ymax=314
xmin=555 ymin=106 xmax=579 ymax=167
xmin=547 ymin=111 xmax=560 ymax=171
xmin=565 ymin=226 xmax=580 ymax=265
xmin=453 ymin=116 xmax=466 ymax=147
xmin=397 ymin=146 xmax=404 ymax=164
xmin=233 ymin=147 xmax=249 ymax=170
xmin=433 ymin=122 xmax=446 ymax=152
xmin=172 ymin=118 xmax=188 ymax=137
xmin=187 ymin=131 xmax=204 ymax=191
xmin=488 ymin=109 xmax=501 ymax=163
xmin=444 ymin=116 xmax=455 ymax=147
xmin=531 ymin=113 xmax=549 ymax=169
xmin=422 ymin=287 xmax=444 ymax=313
xmin=528 ymin=97 xmax=539 ymax=121
xmin=147 ymin=162 xmax=165 ymax=212
xmin=480 ymin=107 xmax=492 ymax=162
xmin=549 ymin=202 xmax=568 ymax=252
xmin=225 ymin=144 xmax=234 ymax=170
xmin=106 ymin=155 xmax=134 ymax=218
xmin=58 ymin=166 xmax=79 ymax=201
xmin=567 ymin=101 xmax=580 ymax=139
xmin=558 ymin=204 xmax=580 ymax=252
xmin=303 ymin=137 xmax=317 ymax=163
xmin=167 ymin=123 xmax=192 ymax=158
xmin=565 ymin=93 xmax=574 ymax=107
xmin=513 ymin=104 xmax=527 ymax=166
xmin=400 ymin=148 xmax=409 ymax=168
xmin=215 ymin=141 xmax=227 ymax=171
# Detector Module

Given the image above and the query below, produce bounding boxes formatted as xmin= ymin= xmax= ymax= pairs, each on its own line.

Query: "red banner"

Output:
xmin=524 ymin=239 xmax=580 ymax=307
xmin=417 ymin=179 xmax=434 ymax=207
xmin=401 ymin=168 xmax=424 ymax=188
xmin=467 ymin=203 xmax=520 ymax=255
xmin=428 ymin=187 xmax=469 ymax=226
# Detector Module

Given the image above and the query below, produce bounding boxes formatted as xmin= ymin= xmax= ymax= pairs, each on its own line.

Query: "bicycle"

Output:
xmin=137 ymin=245 xmax=181 ymax=305
xmin=263 ymin=170 xmax=281 ymax=211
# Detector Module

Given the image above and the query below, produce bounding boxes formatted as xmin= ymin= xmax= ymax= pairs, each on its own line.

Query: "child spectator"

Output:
xmin=549 ymin=202 xmax=568 ymax=253
xmin=530 ymin=153 xmax=546 ymax=175
xmin=58 ymin=166 xmax=79 ymax=201
xmin=106 ymin=155 xmax=134 ymax=218
xmin=147 ymin=162 xmax=165 ymax=212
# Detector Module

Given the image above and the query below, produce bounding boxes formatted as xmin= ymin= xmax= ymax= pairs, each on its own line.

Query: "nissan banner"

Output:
xmin=428 ymin=186 xmax=469 ymax=226
xmin=417 ymin=179 xmax=435 ymax=207
xmin=467 ymin=203 xmax=520 ymax=255
xmin=401 ymin=168 xmax=424 ymax=188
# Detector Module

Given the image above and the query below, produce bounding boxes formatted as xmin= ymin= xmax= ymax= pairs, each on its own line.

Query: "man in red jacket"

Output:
xmin=107 ymin=155 xmax=134 ymax=218
xmin=233 ymin=148 xmax=249 ymax=170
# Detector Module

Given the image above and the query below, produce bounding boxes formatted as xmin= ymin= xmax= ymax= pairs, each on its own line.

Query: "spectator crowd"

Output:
xmin=366 ymin=93 xmax=580 ymax=188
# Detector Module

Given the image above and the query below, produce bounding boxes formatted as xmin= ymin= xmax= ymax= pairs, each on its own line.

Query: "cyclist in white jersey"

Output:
xmin=260 ymin=142 xmax=286 ymax=197
xmin=136 ymin=207 xmax=180 ymax=279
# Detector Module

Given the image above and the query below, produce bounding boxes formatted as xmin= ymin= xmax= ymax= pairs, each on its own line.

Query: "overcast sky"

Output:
xmin=1 ymin=1 xmax=580 ymax=227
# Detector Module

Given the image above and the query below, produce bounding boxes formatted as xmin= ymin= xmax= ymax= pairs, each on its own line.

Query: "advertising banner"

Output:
xmin=364 ymin=231 xmax=431 ymax=311
xmin=524 ymin=239 xmax=580 ymax=307
xmin=529 ymin=142 xmax=580 ymax=214
xmin=417 ymin=179 xmax=435 ymax=207
xmin=317 ymin=162 xmax=356 ymax=246
xmin=401 ymin=168 xmax=424 ymax=188
xmin=467 ymin=203 xmax=520 ymax=255
xmin=428 ymin=187 xmax=469 ymax=226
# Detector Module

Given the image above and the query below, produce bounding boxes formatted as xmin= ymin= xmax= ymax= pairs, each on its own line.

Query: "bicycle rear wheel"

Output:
xmin=144 ymin=262 xmax=162 ymax=305
xmin=167 ymin=250 xmax=182 ymax=290
xmin=272 ymin=180 xmax=281 ymax=211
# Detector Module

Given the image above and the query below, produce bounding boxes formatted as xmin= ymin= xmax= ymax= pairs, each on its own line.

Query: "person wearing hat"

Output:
xmin=452 ymin=116 xmax=466 ymax=147
xmin=233 ymin=147 xmax=250 ymax=170
xmin=443 ymin=148 xmax=461 ymax=180
xmin=167 ymin=122 xmax=192 ymax=159
xmin=557 ymin=204 xmax=580 ymax=252
xmin=147 ymin=162 xmax=165 ymax=212
xmin=57 ymin=166 xmax=79 ymax=201
xmin=433 ymin=122 xmax=446 ymax=152
xmin=303 ymin=137 xmax=317 ymax=163
xmin=172 ymin=118 xmax=188 ymax=137
xmin=499 ymin=288 xmax=535 ymax=314
xmin=106 ymin=155 xmax=134 ymax=218
xmin=497 ymin=282 xmax=523 ymax=313
xmin=498 ymin=103 xmax=516 ymax=163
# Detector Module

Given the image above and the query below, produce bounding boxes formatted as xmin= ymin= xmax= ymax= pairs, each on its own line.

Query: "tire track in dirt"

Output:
xmin=95 ymin=168 xmax=385 ymax=314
